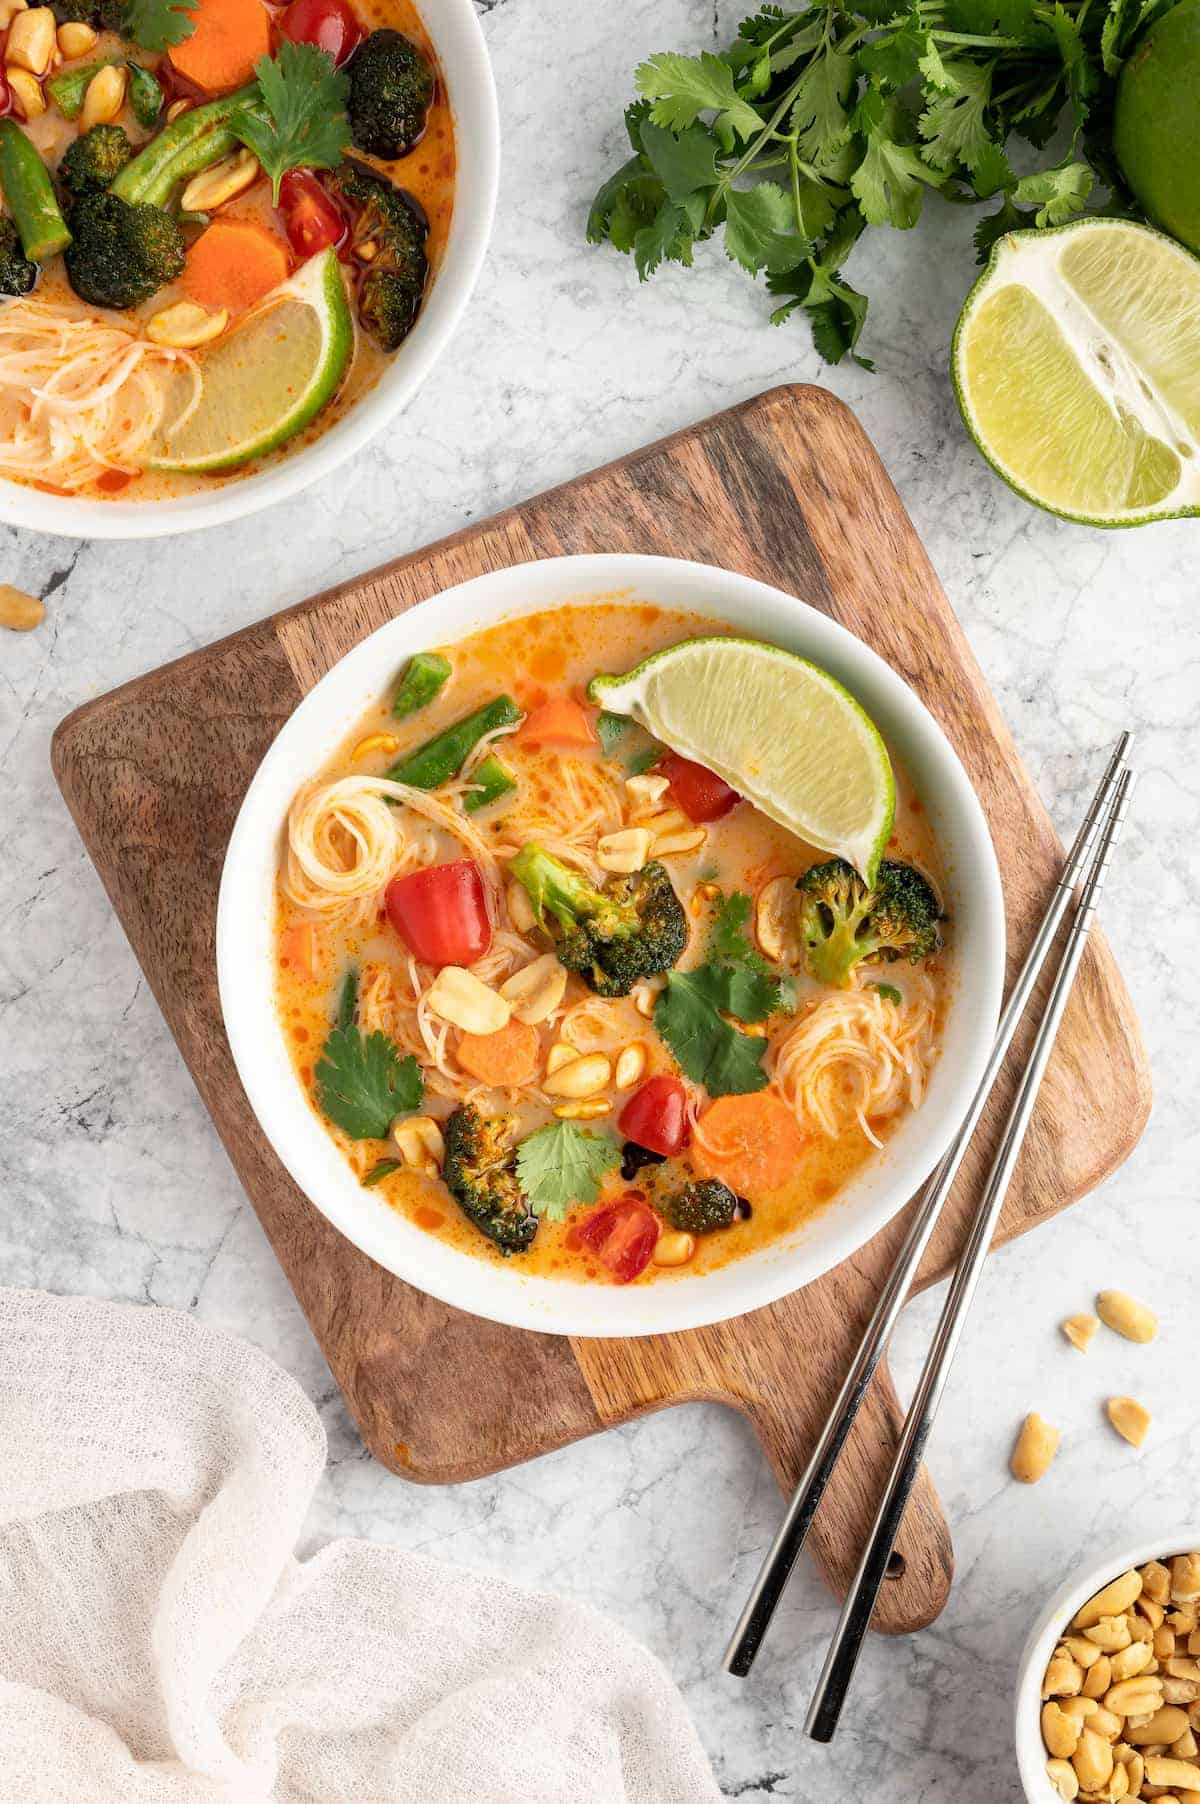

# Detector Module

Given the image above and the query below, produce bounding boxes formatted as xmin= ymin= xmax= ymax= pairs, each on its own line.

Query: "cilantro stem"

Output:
xmin=930 ymin=28 xmax=1027 ymax=45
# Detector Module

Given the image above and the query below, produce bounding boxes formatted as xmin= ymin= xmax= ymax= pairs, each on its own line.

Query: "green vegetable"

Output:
xmin=314 ymin=969 xmax=424 ymax=1139
xmin=363 ymin=1158 xmax=401 ymax=1186
xmin=346 ymin=27 xmax=435 ymax=159
xmin=231 ymin=43 xmax=352 ymax=205
xmin=64 ymin=190 xmax=184 ymax=308
xmin=59 ymin=126 xmax=133 ymax=201
xmin=664 ymin=1178 xmax=738 ymax=1233
xmin=587 ymin=0 xmax=1138 ymax=367
xmin=330 ymin=157 xmax=429 ymax=351
xmin=516 ymin=1120 xmax=620 ymax=1221
xmin=873 ymin=981 xmax=903 ymax=1005
xmin=126 ymin=61 xmax=165 ymax=130
xmin=442 ymin=1103 xmax=537 ymax=1254
xmin=626 ymin=745 xmax=664 ymax=777
xmin=463 ymin=753 xmax=517 ymax=815
xmin=392 ymin=649 xmax=450 ymax=719
xmin=48 ymin=59 xmax=121 ymax=122
xmin=0 ymin=217 xmax=38 ymax=295
xmin=386 ymin=695 xmax=520 ymax=789
xmin=798 ymin=857 xmax=942 ymax=988
xmin=654 ymin=968 xmax=771 ymax=1095
xmin=122 ymin=0 xmax=197 ymax=51
xmin=510 ymin=842 xmax=687 ymax=999
xmin=113 ymin=84 xmax=265 ymax=208
xmin=0 ymin=122 xmax=71 ymax=263
xmin=595 ymin=708 xmax=662 ymax=770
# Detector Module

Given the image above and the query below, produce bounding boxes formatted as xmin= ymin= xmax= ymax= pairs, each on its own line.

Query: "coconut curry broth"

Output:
xmin=275 ymin=602 xmax=949 ymax=1284
xmin=6 ymin=0 xmax=454 ymax=501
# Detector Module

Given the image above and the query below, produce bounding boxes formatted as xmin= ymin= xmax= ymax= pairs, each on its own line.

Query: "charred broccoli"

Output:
xmin=664 ymin=1179 xmax=738 ymax=1235
xmin=0 ymin=217 xmax=37 ymax=296
xmin=329 ymin=158 xmax=428 ymax=351
xmin=64 ymin=190 xmax=184 ymax=308
xmin=442 ymin=1103 xmax=537 ymax=1256
xmin=346 ymin=28 xmax=434 ymax=159
xmin=509 ymin=843 xmax=687 ymax=999
xmin=59 ymin=125 xmax=133 ymax=201
xmin=51 ymin=0 xmax=125 ymax=26
xmin=797 ymin=858 xmax=942 ymax=989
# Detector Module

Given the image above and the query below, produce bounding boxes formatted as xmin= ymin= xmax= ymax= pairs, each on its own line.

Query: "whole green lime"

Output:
xmin=1114 ymin=0 xmax=1200 ymax=253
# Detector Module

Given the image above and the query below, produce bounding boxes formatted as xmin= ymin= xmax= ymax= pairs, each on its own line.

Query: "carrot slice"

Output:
xmin=691 ymin=1093 xmax=806 ymax=1195
xmin=168 ymin=0 xmax=271 ymax=93
xmin=517 ymin=697 xmax=596 ymax=749
xmin=279 ymin=920 xmax=316 ymax=979
xmin=456 ymin=1018 xmax=540 ymax=1088
xmin=181 ymin=219 xmax=290 ymax=314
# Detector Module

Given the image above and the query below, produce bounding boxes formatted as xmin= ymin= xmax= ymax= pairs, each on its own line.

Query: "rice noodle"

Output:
xmin=773 ymin=975 xmax=937 ymax=1149
xmin=283 ymin=774 xmax=501 ymax=922
xmin=495 ymin=754 xmax=626 ymax=883
xmin=0 ymin=297 xmax=201 ymax=490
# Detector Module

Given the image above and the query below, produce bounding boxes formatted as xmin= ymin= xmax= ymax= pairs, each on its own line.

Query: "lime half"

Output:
xmin=953 ymin=218 xmax=1200 ymax=527
xmin=589 ymin=636 xmax=895 ymax=882
xmin=150 ymin=247 xmax=354 ymax=475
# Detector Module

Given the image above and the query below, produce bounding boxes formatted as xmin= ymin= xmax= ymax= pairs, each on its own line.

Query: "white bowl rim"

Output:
xmin=217 ymin=551 xmax=1007 ymax=1337
xmin=0 ymin=0 xmax=499 ymax=541
xmin=1013 ymin=1524 xmax=1200 ymax=1804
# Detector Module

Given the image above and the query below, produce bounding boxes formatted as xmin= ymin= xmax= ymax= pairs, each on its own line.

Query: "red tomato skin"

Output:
xmin=577 ymin=1197 xmax=660 ymax=1283
xmin=277 ymin=169 xmax=345 ymax=258
xmin=279 ymin=0 xmax=364 ymax=63
xmin=384 ymin=861 xmax=492 ymax=968
xmin=618 ymin=1075 xmax=690 ymax=1157
xmin=659 ymin=752 xmax=740 ymax=823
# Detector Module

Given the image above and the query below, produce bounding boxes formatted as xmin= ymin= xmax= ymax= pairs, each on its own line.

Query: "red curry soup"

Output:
xmin=0 ymin=0 xmax=452 ymax=497
xmin=275 ymin=605 xmax=949 ymax=1287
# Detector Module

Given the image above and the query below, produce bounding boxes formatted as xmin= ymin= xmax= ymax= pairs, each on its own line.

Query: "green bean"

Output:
xmin=391 ymin=650 xmax=450 ymax=720
xmin=463 ymin=753 xmax=517 ymax=815
xmin=112 ymin=84 xmax=265 ymax=209
xmin=0 ymin=122 xmax=70 ymax=262
xmin=386 ymin=696 xmax=520 ymax=790
xmin=125 ymin=62 xmax=164 ymax=131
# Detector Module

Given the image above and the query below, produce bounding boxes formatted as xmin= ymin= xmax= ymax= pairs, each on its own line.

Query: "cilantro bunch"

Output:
xmin=587 ymin=0 xmax=1160 ymax=365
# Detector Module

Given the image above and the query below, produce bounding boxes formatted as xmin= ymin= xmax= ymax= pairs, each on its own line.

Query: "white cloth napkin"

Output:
xmin=0 ymin=1288 xmax=722 ymax=1804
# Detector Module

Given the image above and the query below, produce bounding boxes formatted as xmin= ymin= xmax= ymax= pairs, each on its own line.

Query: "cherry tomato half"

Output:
xmin=279 ymin=0 xmax=364 ymax=64
xmin=577 ymin=1196 xmax=660 ymax=1284
xmin=277 ymin=169 xmax=345 ymax=259
xmin=385 ymin=860 xmax=492 ymax=968
xmin=618 ymin=1075 xmax=690 ymax=1158
xmin=659 ymin=752 xmax=740 ymax=823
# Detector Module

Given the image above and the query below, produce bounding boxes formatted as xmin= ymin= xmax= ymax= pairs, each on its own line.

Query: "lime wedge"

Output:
xmin=150 ymin=247 xmax=354 ymax=475
xmin=589 ymin=637 xmax=895 ymax=882
xmin=952 ymin=218 xmax=1200 ymax=527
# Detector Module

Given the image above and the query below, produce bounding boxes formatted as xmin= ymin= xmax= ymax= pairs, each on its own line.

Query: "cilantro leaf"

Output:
xmin=972 ymin=193 xmax=1035 ymax=261
xmin=634 ymin=197 xmax=699 ymax=278
xmin=586 ymin=155 xmax=653 ymax=245
xmin=121 ymin=0 xmax=197 ymax=50
xmin=708 ymin=890 xmax=766 ymax=968
xmin=970 ymin=139 xmax=1016 ymax=199
xmin=232 ymin=43 xmax=351 ymax=206
xmin=918 ymin=62 xmax=994 ymax=172
xmin=724 ymin=182 xmax=811 ymax=274
xmin=516 ymin=1121 xmax=619 ymax=1221
xmin=706 ymin=891 xmax=794 ymax=1011
xmin=790 ymin=44 xmax=856 ymax=162
xmin=873 ymin=982 xmax=903 ymax=1005
xmin=363 ymin=1159 xmax=402 ymax=1186
xmin=851 ymin=94 xmax=945 ymax=228
xmin=315 ymin=970 xmax=423 ymax=1140
xmin=858 ymin=15 xmax=925 ymax=90
xmin=636 ymin=50 xmax=765 ymax=142
xmin=639 ymin=120 xmax=720 ymax=201
xmin=1013 ymin=159 xmax=1092 ymax=226
xmin=655 ymin=972 xmax=770 ymax=1095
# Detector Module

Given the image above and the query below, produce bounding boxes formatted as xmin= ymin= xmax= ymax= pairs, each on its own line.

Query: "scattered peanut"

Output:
xmin=389 ymin=1114 xmax=445 ymax=1176
xmin=1107 ymin=1396 xmax=1152 ymax=1448
xmin=1096 ymin=1289 xmax=1158 ymax=1344
xmin=180 ymin=146 xmax=259 ymax=213
xmin=1173 ymin=1560 xmax=1200 ymax=1606
xmin=146 ymin=300 xmax=229 ymax=350
xmin=652 ymin=1230 xmax=695 ymax=1267
xmin=1078 ymin=1576 xmax=1147 ymax=1631
xmin=506 ymin=878 xmax=536 ymax=933
xmin=1046 ymin=1702 xmax=1085 ymax=1759
xmin=1062 ymin=1312 xmax=1100 ymax=1352
xmin=596 ymin=826 xmax=654 ymax=874
xmin=1074 ymin=1727 xmax=1115 ymax=1791
xmin=426 ymin=966 xmax=511 ymax=1036
xmin=1045 ymin=1648 xmax=1086 ymax=1698
xmin=79 ymin=59 xmax=125 ymax=128
xmin=543 ymin=1051 xmax=611 ymax=1099
xmin=632 ymin=978 xmax=662 ymax=1018
xmin=0 ymin=0 xmax=28 ymax=29
xmin=1107 ymin=1678 xmax=1165 ymax=1719
xmin=553 ymin=1098 xmax=612 ymax=1121
xmin=1146 ymin=1566 xmax=1174 ymax=1607
xmin=1066 ymin=1637 xmax=1104 ymax=1671
xmin=499 ymin=953 xmax=567 ymax=1025
xmin=650 ymin=820 xmax=707 ymax=857
xmin=1088 ymin=1616 xmax=1135 ymax=1654
xmin=625 ymin=771 xmax=669 ymax=809
xmin=0 ymin=584 xmax=43 ymax=630
xmin=614 ymin=1041 xmax=647 ymax=1090
xmin=1084 ymin=1656 xmax=1115 ymax=1700
xmin=1047 ymin=1758 xmax=1080 ymax=1800
xmin=165 ymin=96 xmax=191 ymax=121
xmin=1145 ymin=1760 xmax=1200 ymax=1792
xmin=356 ymin=238 xmax=378 ymax=261
xmin=6 ymin=4 xmax=54 ymax=73
xmin=7 ymin=66 xmax=44 ymax=117
xmin=1112 ymin=1643 xmax=1156 ymax=1682
xmin=755 ymin=874 xmax=803 ymax=965
xmin=56 ymin=18 xmax=95 ymax=53
xmin=544 ymin=1041 xmax=575 ymax=1077
xmin=1011 ymin=1411 xmax=1061 ymax=1484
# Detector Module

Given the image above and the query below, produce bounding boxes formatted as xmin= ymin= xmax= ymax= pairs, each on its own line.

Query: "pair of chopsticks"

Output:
xmin=723 ymin=732 xmax=1136 ymax=1741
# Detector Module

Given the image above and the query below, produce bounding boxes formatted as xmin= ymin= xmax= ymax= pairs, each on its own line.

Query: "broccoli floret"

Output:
xmin=797 ymin=858 xmax=942 ymax=989
xmin=50 ymin=0 xmax=124 ymax=23
xmin=64 ymin=190 xmax=184 ymax=308
xmin=510 ymin=843 xmax=687 ymax=1000
xmin=59 ymin=125 xmax=133 ymax=201
xmin=0 ymin=217 xmax=37 ymax=296
xmin=329 ymin=157 xmax=428 ymax=351
xmin=664 ymin=1179 xmax=738 ymax=1235
xmin=442 ymin=1103 xmax=537 ymax=1256
xmin=346 ymin=28 xmax=434 ymax=159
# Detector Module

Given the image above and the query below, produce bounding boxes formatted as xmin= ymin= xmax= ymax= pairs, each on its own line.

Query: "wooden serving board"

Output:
xmin=52 ymin=387 xmax=1151 ymax=1637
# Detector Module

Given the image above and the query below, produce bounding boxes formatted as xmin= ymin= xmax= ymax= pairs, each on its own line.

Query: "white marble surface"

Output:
xmin=2 ymin=1 xmax=1198 ymax=1797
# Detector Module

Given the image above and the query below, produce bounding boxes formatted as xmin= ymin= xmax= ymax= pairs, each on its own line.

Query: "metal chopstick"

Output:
xmin=723 ymin=731 xmax=1133 ymax=1679
xmin=804 ymin=765 xmax=1136 ymax=1743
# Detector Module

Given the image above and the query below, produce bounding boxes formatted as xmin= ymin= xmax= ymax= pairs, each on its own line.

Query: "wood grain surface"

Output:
xmin=52 ymin=385 xmax=1151 ymax=1637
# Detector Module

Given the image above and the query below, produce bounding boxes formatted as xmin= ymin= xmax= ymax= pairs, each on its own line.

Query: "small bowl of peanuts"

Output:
xmin=1015 ymin=1536 xmax=1200 ymax=1804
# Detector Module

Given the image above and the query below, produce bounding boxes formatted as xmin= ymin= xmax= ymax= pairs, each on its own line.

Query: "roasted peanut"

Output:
xmin=1164 ymin=1678 xmax=1200 ymax=1705
xmin=1112 ymin=1641 xmax=1155 ymax=1681
xmin=1090 ymin=1704 xmax=1124 ymax=1739
xmin=1047 ymin=1759 xmax=1080 ymax=1800
xmin=651 ymin=822 xmax=707 ymax=857
xmin=624 ymin=771 xmax=669 ymax=809
xmin=1087 ymin=1616 xmax=1135 ymax=1654
xmin=427 ymin=967 xmax=510 ymax=1035
xmin=1076 ymin=1572 xmax=1145 ymax=1630
xmin=1173 ymin=1559 xmax=1200 ymax=1606
xmin=146 ymin=300 xmax=229 ymax=350
xmin=0 ymin=584 xmax=43 ymax=630
xmin=79 ymin=60 xmax=125 ymax=128
xmin=1173 ymin=1731 xmax=1200 ymax=1760
xmin=180 ymin=146 xmax=258 ymax=213
xmin=56 ymin=18 xmax=95 ymax=53
xmin=614 ymin=1042 xmax=647 ymax=1090
xmin=1066 ymin=1637 xmax=1104 ymax=1671
xmin=1084 ymin=1656 xmax=1115 ymax=1700
xmin=1063 ymin=1698 xmax=1101 ymax=1722
xmin=1146 ymin=1758 xmax=1200 ymax=1791
xmin=1126 ymin=1708 xmax=1191 ymax=1746
xmin=0 ymin=0 xmax=27 ymax=28
xmin=499 ymin=953 xmax=567 ymax=1026
xmin=632 ymin=978 xmax=662 ymax=1018
xmin=1158 ymin=1628 xmax=1180 ymax=1662
xmin=1106 ymin=1675 xmax=1164 ymax=1717
xmin=544 ymin=1041 xmax=575 ymax=1077
xmin=1045 ymin=1702 xmax=1084 ymax=1759
xmin=1062 ymin=1312 xmax=1100 ymax=1352
xmin=543 ymin=1052 xmax=611 ymax=1099
xmin=1073 ymin=1727 xmax=1115 ymax=1791
xmin=755 ymin=874 xmax=803 ymax=965
xmin=553 ymin=1098 xmax=613 ymax=1121
xmin=506 ymin=878 xmax=536 ymax=933
xmin=1107 ymin=1396 xmax=1151 ymax=1447
xmin=1146 ymin=1565 xmax=1175 ymax=1607
xmin=1096 ymin=1288 xmax=1158 ymax=1343
xmin=165 ymin=96 xmax=191 ymax=121
xmin=1046 ymin=1648 xmax=1086 ymax=1698
xmin=6 ymin=4 xmax=54 ymax=73
xmin=390 ymin=1114 xmax=445 ymax=1175
xmin=1012 ymin=1412 xmax=1061 ymax=1484
xmin=596 ymin=826 xmax=654 ymax=874
xmin=7 ymin=66 xmax=44 ymax=117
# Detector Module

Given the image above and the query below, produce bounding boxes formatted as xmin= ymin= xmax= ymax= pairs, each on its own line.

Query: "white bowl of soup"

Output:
xmin=0 ymin=0 xmax=497 ymax=538
xmin=217 ymin=554 xmax=1006 ymax=1336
